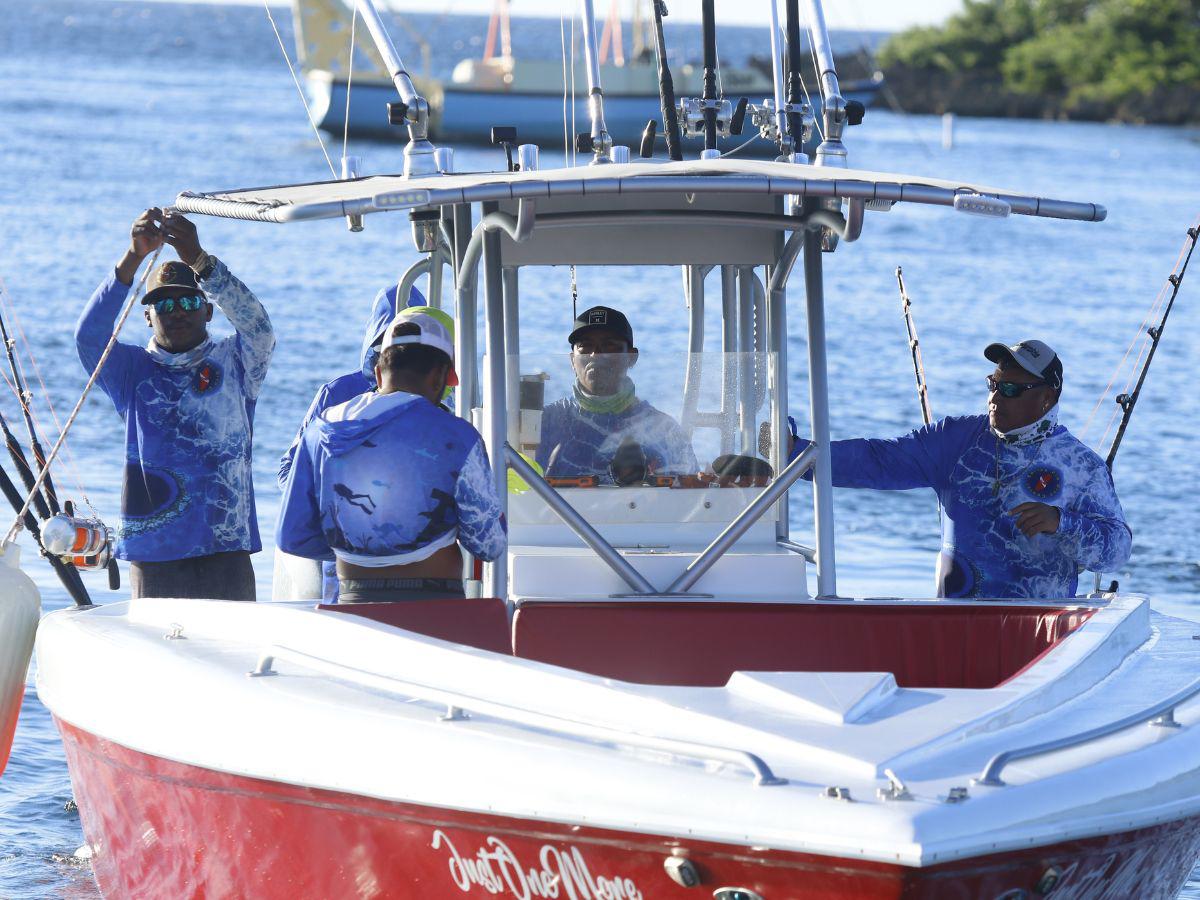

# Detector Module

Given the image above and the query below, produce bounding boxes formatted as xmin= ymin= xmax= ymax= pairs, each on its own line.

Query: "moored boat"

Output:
xmin=293 ymin=0 xmax=882 ymax=147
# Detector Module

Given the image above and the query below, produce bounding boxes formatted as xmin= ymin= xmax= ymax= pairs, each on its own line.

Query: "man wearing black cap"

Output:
xmin=536 ymin=306 xmax=697 ymax=484
xmin=75 ymin=208 xmax=275 ymax=600
xmin=791 ymin=339 xmax=1131 ymax=599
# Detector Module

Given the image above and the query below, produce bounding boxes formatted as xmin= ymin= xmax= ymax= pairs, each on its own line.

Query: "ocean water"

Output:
xmin=1 ymin=1 xmax=1199 ymax=895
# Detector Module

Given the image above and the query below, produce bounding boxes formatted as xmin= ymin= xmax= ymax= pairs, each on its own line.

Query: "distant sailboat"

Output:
xmin=294 ymin=0 xmax=881 ymax=148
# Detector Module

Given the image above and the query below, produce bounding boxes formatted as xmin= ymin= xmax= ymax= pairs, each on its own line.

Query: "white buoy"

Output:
xmin=0 ymin=545 xmax=41 ymax=777
xmin=942 ymin=112 xmax=956 ymax=150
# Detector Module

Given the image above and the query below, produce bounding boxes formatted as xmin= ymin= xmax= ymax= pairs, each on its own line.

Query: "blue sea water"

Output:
xmin=1 ymin=1 xmax=1199 ymax=895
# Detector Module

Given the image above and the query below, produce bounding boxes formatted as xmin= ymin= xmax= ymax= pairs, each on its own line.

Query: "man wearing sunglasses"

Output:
xmin=791 ymin=339 xmax=1131 ymax=600
xmin=75 ymin=207 xmax=275 ymax=601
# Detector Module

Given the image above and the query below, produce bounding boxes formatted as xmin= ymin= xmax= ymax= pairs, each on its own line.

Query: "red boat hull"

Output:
xmin=59 ymin=718 xmax=1200 ymax=899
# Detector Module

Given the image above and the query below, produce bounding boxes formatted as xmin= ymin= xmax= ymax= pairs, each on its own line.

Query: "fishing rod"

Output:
xmin=648 ymin=0 xmax=682 ymax=160
xmin=700 ymin=0 xmax=718 ymax=152
xmin=0 ymin=456 xmax=91 ymax=608
xmin=0 ymin=303 xmax=61 ymax=515
xmin=782 ymin=0 xmax=806 ymax=150
xmin=895 ymin=266 xmax=933 ymax=427
xmin=1104 ymin=222 xmax=1198 ymax=471
xmin=0 ymin=408 xmax=92 ymax=602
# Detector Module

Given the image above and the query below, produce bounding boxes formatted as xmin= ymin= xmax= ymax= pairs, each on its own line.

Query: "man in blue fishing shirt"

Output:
xmin=276 ymin=282 xmax=426 ymax=490
xmin=76 ymin=208 xmax=275 ymax=600
xmin=537 ymin=306 xmax=697 ymax=484
xmin=276 ymin=283 xmax=428 ymax=599
xmin=277 ymin=308 xmax=506 ymax=602
xmin=793 ymin=340 xmax=1131 ymax=599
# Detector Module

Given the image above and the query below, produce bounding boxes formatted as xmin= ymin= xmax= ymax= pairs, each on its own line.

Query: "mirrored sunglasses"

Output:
xmin=987 ymin=375 xmax=1048 ymax=398
xmin=153 ymin=295 xmax=205 ymax=315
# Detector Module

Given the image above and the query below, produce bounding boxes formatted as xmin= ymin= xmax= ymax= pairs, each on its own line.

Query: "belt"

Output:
xmin=339 ymin=577 xmax=463 ymax=591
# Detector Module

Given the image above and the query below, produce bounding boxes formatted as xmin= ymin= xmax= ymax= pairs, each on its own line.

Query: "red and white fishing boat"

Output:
xmin=8 ymin=1 xmax=1200 ymax=897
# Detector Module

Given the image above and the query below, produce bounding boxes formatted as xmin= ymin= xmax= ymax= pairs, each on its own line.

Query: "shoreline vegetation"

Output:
xmin=876 ymin=0 xmax=1200 ymax=125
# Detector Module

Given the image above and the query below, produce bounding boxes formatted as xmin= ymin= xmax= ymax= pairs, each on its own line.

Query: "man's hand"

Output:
xmin=129 ymin=208 xmax=165 ymax=259
xmin=161 ymin=213 xmax=204 ymax=267
xmin=1008 ymin=502 xmax=1061 ymax=537
xmin=117 ymin=208 xmax=166 ymax=285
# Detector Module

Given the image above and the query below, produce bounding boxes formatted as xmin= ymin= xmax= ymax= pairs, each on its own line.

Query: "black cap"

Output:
xmin=568 ymin=306 xmax=634 ymax=347
xmin=142 ymin=261 xmax=204 ymax=305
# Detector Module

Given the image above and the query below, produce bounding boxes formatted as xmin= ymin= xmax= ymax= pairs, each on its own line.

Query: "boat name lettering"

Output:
xmin=431 ymin=829 xmax=644 ymax=899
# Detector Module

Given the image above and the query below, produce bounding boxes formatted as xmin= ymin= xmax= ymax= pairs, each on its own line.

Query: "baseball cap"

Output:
xmin=142 ymin=261 xmax=205 ymax=304
xmin=568 ymin=306 xmax=634 ymax=347
xmin=984 ymin=339 xmax=1063 ymax=390
xmin=384 ymin=306 xmax=459 ymax=386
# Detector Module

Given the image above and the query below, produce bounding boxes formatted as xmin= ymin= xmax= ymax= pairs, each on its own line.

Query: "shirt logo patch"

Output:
xmin=1025 ymin=466 xmax=1062 ymax=500
xmin=194 ymin=360 xmax=222 ymax=394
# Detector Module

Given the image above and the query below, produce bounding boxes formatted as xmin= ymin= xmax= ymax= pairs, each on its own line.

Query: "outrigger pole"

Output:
xmin=802 ymin=0 xmax=848 ymax=167
xmin=354 ymin=0 xmax=439 ymax=177
xmin=578 ymin=0 xmax=614 ymax=162
xmin=1104 ymin=222 xmax=1198 ymax=471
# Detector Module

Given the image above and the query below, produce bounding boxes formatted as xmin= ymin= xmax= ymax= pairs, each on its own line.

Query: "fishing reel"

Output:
xmin=677 ymin=97 xmax=749 ymax=141
xmin=749 ymin=99 xmax=814 ymax=155
xmin=41 ymin=511 xmax=119 ymax=588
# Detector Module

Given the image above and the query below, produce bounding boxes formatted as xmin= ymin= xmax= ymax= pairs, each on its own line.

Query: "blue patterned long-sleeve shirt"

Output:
xmin=276 ymin=391 xmax=506 ymax=566
xmin=796 ymin=412 xmax=1131 ymax=599
xmin=75 ymin=260 xmax=275 ymax=562
xmin=537 ymin=396 xmax=697 ymax=483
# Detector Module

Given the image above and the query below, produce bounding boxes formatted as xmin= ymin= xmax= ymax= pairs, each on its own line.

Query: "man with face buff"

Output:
xmin=537 ymin=306 xmax=697 ymax=484
xmin=75 ymin=208 xmax=275 ymax=600
xmin=790 ymin=340 xmax=1131 ymax=599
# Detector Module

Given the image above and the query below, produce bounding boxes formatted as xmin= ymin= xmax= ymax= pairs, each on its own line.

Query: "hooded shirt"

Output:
xmin=276 ymin=390 xmax=506 ymax=567
xmin=537 ymin=377 xmax=698 ymax=483
xmin=276 ymin=283 xmax=425 ymax=489
xmin=75 ymin=260 xmax=275 ymax=562
xmin=794 ymin=409 xmax=1131 ymax=599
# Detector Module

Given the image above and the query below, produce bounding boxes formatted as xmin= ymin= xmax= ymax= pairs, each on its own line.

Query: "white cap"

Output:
xmin=383 ymin=307 xmax=458 ymax=385
xmin=984 ymin=339 xmax=1063 ymax=389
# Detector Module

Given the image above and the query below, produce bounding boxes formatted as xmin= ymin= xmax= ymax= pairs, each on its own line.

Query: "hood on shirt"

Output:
xmin=359 ymin=283 xmax=427 ymax=379
xmin=312 ymin=391 xmax=424 ymax=458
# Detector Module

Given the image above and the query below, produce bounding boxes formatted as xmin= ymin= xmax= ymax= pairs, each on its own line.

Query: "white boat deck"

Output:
xmin=35 ymin=590 xmax=1200 ymax=866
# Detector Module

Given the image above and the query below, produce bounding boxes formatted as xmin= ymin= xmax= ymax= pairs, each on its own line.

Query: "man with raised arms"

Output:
xmin=75 ymin=208 xmax=274 ymax=600
xmin=793 ymin=340 xmax=1131 ymax=599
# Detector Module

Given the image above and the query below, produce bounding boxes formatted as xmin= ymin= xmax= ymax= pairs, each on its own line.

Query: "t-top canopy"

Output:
xmin=174 ymin=158 xmax=1106 ymax=225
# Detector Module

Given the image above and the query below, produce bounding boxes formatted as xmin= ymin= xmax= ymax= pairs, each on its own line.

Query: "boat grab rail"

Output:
xmin=248 ymin=644 xmax=788 ymax=787
xmin=973 ymin=675 xmax=1200 ymax=787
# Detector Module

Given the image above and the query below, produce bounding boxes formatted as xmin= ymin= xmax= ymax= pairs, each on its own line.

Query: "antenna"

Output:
xmin=354 ymin=0 xmax=440 ymax=177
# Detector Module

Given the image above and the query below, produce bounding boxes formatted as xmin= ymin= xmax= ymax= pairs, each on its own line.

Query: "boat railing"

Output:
xmin=972 ymin=675 xmax=1200 ymax=787
xmin=248 ymin=644 xmax=789 ymax=787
